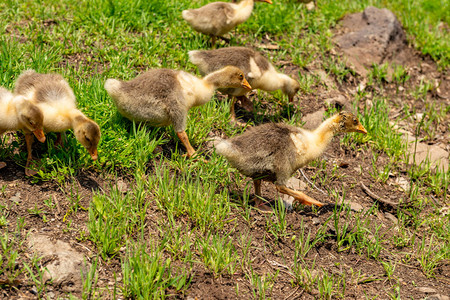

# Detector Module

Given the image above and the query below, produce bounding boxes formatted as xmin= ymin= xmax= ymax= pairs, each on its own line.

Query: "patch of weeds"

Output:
xmin=151 ymin=162 xmax=232 ymax=232
xmin=388 ymin=280 xmax=402 ymax=300
xmin=420 ymin=102 xmax=447 ymax=141
xmin=88 ymin=181 xmax=148 ymax=259
xmin=416 ymin=234 xmax=447 ymax=278
xmin=297 ymin=72 xmax=319 ymax=94
xmin=369 ymin=151 xmax=393 ymax=183
xmin=0 ymin=218 xmax=26 ymax=285
xmin=323 ymin=55 xmax=353 ymax=84
xmin=158 ymin=219 xmax=194 ymax=263
xmin=290 ymin=258 xmax=318 ymax=293
xmin=265 ymin=199 xmax=288 ymax=240
xmin=236 ymin=232 xmax=253 ymax=269
xmin=412 ymin=78 xmax=433 ymax=101
xmin=81 ymin=257 xmax=99 ymax=300
xmin=292 ymin=218 xmax=316 ymax=259
xmin=368 ymin=63 xmax=389 ymax=85
xmin=197 ymin=233 xmax=239 ymax=276
xmin=23 ymin=255 xmax=49 ymax=299
xmin=392 ymin=64 xmax=410 ymax=85
xmin=310 ymin=158 xmax=331 ymax=188
xmin=62 ymin=183 xmax=87 ymax=222
xmin=381 ymin=260 xmax=397 ymax=281
xmin=27 ymin=204 xmax=48 ymax=223
xmin=346 ymin=96 xmax=405 ymax=161
xmin=328 ymin=198 xmax=384 ymax=259
xmin=317 ymin=268 xmax=346 ymax=299
xmin=0 ymin=215 xmax=7 ymax=227
xmin=392 ymin=222 xmax=416 ymax=249
xmin=122 ymin=243 xmax=190 ymax=299
xmin=329 ymin=199 xmax=357 ymax=253
xmin=245 ymin=264 xmax=278 ymax=299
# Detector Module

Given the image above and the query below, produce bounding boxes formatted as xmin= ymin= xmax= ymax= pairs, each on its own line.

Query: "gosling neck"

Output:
xmin=312 ymin=115 xmax=340 ymax=147
xmin=1 ymin=96 xmax=25 ymax=130
xmin=235 ymin=0 xmax=255 ymax=23
xmin=71 ymin=111 xmax=89 ymax=128
xmin=203 ymin=69 xmax=230 ymax=90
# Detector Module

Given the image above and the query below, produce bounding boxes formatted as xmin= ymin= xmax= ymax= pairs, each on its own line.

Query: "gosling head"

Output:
xmin=73 ymin=118 xmax=101 ymax=160
xmin=18 ymin=99 xmax=46 ymax=143
xmin=207 ymin=66 xmax=252 ymax=90
xmin=335 ymin=111 xmax=367 ymax=134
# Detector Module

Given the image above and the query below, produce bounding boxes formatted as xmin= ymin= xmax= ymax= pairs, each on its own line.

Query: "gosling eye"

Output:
xmin=353 ymin=119 xmax=358 ymax=125
xmin=239 ymin=74 xmax=243 ymax=80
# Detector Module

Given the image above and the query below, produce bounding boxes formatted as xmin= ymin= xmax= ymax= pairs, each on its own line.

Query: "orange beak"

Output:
xmin=355 ymin=124 xmax=367 ymax=134
xmin=263 ymin=0 xmax=272 ymax=3
xmin=33 ymin=129 xmax=46 ymax=143
xmin=89 ymin=148 xmax=98 ymax=161
xmin=241 ymin=78 xmax=252 ymax=90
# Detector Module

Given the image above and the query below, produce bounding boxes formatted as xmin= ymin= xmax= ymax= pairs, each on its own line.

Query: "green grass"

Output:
xmin=0 ymin=0 xmax=449 ymax=298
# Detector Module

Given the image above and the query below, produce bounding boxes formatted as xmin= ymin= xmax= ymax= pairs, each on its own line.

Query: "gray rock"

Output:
xmin=384 ymin=212 xmax=398 ymax=224
xmin=305 ymin=2 xmax=315 ymax=11
xmin=333 ymin=6 xmax=409 ymax=76
xmin=30 ymin=286 xmax=38 ymax=295
xmin=325 ymin=95 xmax=351 ymax=111
xmin=403 ymin=134 xmax=449 ymax=172
xmin=417 ymin=287 xmax=437 ymax=293
xmin=349 ymin=202 xmax=364 ymax=212
xmin=280 ymin=177 xmax=308 ymax=210
xmin=394 ymin=176 xmax=410 ymax=192
xmin=303 ymin=108 xmax=326 ymax=130
xmin=313 ymin=69 xmax=335 ymax=87
xmin=426 ymin=294 xmax=449 ymax=300
xmin=9 ymin=192 xmax=22 ymax=203
xmin=115 ymin=179 xmax=128 ymax=193
xmin=28 ymin=233 xmax=90 ymax=292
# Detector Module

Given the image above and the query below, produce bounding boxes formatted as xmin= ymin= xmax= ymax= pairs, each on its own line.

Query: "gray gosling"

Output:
xmin=14 ymin=70 xmax=101 ymax=176
xmin=215 ymin=112 xmax=367 ymax=212
xmin=104 ymin=66 xmax=251 ymax=158
xmin=182 ymin=0 xmax=272 ymax=47
xmin=189 ymin=47 xmax=300 ymax=123
xmin=0 ymin=86 xmax=46 ymax=175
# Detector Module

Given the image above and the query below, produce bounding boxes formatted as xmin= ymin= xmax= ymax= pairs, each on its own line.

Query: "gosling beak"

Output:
xmin=89 ymin=148 xmax=98 ymax=161
xmin=263 ymin=0 xmax=272 ymax=3
xmin=288 ymin=95 xmax=295 ymax=103
xmin=355 ymin=124 xmax=367 ymax=134
xmin=33 ymin=129 xmax=46 ymax=143
xmin=241 ymin=78 xmax=252 ymax=90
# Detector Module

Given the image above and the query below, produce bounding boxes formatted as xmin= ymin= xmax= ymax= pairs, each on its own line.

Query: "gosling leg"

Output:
xmin=230 ymin=96 xmax=238 ymax=123
xmin=25 ymin=133 xmax=38 ymax=176
xmin=211 ymin=35 xmax=216 ymax=48
xmin=176 ymin=131 xmax=196 ymax=158
xmin=0 ymin=131 xmax=6 ymax=169
xmin=253 ymin=179 xmax=272 ymax=213
xmin=55 ymin=133 xmax=63 ymax=148
xmin=230 ymin=96 xmax=248 ymax=127
xmin=237 ymin=95 xmax=254 ymax=112
xmin=276 ymin=184 xmax=323 ymax=207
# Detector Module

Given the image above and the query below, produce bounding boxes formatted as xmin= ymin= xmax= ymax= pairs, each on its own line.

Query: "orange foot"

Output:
xmin=25 ymin=167 xmax=38 ymax=176
xmin=254 ymin=198 xmax=273 ymax=213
